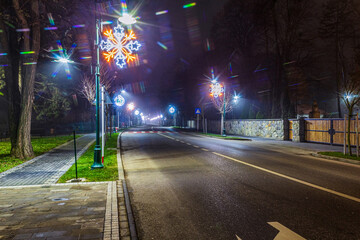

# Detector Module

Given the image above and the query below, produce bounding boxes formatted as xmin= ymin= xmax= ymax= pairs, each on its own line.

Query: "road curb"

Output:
xmin=311 ymin=153 xmax=360 ymax=165
xmin=117 ymin=131 xmax=138 ymax=240
xmin=183 ymin=132 xmax=251 ymax=141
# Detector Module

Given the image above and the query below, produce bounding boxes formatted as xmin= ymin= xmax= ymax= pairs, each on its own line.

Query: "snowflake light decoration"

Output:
xmin=209 ymin=82 xmax=224 ymax=98
xmin=100 ymin=22 xmax=141 ymax=69
xmin=114 ymin=94 xmax=125 ymax=106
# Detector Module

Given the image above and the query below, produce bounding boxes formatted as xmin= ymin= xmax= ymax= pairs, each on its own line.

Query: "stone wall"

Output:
xmin=225 ymin=119 xmax=285 ymax=140
xmin=290 ymin=118 xmax=305 ymax=142
xmin=206 ymin=118 xmax=306 ymax=141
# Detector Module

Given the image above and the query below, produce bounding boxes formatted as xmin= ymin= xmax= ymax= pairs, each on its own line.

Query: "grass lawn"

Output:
xmin=318 ymin=152 xmax=360 ymax=162
xmin=0 ymin=135 xmax=80 ymax=173
xmin=199 ymin=132 xmax=251 ymax=141
xmin=57 ymin=133 xmax=119 ymax=183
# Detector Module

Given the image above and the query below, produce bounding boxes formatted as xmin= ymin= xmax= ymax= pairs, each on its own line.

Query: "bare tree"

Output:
xmin=210 ymin=91 xmax=233 ymax=135
xmin=341 ymin=70 xmax=360 ymax=155
xmin=78 ymin=64 xmax=113 ymax=104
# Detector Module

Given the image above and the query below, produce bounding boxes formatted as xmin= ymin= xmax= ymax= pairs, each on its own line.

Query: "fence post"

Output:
xmin=356 ymin=113 xmax=359 ymax=158
xmin=343 ymin=115 xmax=347 ymax=155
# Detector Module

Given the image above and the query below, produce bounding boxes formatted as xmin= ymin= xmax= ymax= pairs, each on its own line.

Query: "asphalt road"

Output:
xmin=120 ymin=126 xmax=360 ymax=240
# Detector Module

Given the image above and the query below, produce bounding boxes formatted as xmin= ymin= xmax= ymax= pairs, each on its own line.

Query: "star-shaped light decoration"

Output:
xmin=100 ymin=22 xmax=141 ymax=69
xmin=209 ymin=82 xmax=224 ymax=98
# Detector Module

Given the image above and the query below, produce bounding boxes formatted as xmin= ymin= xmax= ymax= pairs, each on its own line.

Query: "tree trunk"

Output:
xmin=13 ymin=0 xmax=41 ymax=159
xmin=0 ymin=18 xmax=21 ymax=154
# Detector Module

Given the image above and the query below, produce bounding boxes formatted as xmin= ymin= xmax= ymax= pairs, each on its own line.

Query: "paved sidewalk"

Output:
xmin=0 ymin=182 xmax=108 ymax=240
xmin=0 ymin=133 xmax=132 ymax=240
xmin=0 ymin=134 xmax=95 ymax=186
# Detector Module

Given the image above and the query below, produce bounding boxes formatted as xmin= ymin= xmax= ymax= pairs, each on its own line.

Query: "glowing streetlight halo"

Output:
xmin=127 ymin=102 xmax=135 ymax=111
xmin=118 ymin=13 xmax=137 ymax=25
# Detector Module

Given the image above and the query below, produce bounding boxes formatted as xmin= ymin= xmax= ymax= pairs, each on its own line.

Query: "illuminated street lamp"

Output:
xmin=127 ymin=102 xmax=135 ymax=111
xmin=118 ymin=13 xmax=137 ymax=25
xmin=134 ymin=110 xmax=140 ymax=115
xmin=233 ymin=95 xmax=240 ymax=103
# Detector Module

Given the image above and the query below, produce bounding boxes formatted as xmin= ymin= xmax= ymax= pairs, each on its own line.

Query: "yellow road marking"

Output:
xmin=268 ymin=222 xmax=305 ymax=240
xmin=212 ymin=152 xmax=360 ymax=203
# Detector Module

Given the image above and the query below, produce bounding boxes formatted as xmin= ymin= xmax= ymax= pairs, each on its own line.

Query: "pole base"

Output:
xmin=92 ymin=145 xmax=104 ymax=169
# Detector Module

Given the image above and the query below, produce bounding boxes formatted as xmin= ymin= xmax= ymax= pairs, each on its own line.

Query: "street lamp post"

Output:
xmin=92 ymin=18 xmax=104 ymax=169
xmin=222 ymin=85 xmax=226 ymax=137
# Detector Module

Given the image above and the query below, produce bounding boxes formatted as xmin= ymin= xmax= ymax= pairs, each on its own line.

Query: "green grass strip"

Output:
xmin=57 ymin=133 xmax=119 ymax=183
xmin=318 ymin=152 xmax=360 ymax=161
xmin=199 ymin=132 xmax=250 ymax=140
xmin=0 ymin=135 xmax=81 ymax=173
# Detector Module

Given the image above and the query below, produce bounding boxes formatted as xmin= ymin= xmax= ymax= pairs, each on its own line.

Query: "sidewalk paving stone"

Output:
xmin=0 ymin=183 xmax=107 ymax=240
xmin=0 ymin=134 xmax=95 ymax=187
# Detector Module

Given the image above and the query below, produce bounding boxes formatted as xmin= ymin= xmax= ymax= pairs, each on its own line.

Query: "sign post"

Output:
xmin=195 ymin=108 xmax=201 ymax=132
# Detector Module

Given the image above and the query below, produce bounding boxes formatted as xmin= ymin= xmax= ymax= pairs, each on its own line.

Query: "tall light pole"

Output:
xmin=93 ymin=1 xmax=141 ymax=168
xmin=92 ymin=14 xmax=103 ymax=169
xmin=222 ymin=85 xmax=226 ymax=137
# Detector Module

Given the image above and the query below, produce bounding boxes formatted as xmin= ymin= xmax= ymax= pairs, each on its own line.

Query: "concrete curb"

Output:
xmin=311 ymin=153 xmax=360 ymax=165
xmin=117 ymin=131 xmax=137 ymax=240
xmin=182 ymin=132 xmax=252 ymax=141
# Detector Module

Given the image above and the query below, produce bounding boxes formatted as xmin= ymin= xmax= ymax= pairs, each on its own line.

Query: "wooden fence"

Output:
xmin=305 ymin=118 xmax=359 ymax=146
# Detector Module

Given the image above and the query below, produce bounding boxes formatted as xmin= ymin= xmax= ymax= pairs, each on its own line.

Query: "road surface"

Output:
xmin=120 ymin=126 xmax=360 ymax=240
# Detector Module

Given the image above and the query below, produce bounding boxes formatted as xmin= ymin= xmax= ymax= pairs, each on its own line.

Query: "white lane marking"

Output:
xmin=201 ymin=148 xmax=209 ymax=151
xmin=236 ymin=235 xmax=242 ymax=240
xmin=212 ymin=152 xmax=360 ymax=203
xmin=268 ymin=222 xmax=305 ymax=240
xmin=186 ymin=143 xmax=191 ymax=145
xmin=193 ymin=145 xmax=199 ymax=148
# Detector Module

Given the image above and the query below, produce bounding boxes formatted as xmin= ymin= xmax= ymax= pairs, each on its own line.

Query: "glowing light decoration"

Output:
xmin=114 ymin=94 xmax=125 ymax=107
xmin=209 ymin=82 xmax=224 ymax=98
xmin=100 ymin=22 xmax=141 ymax=69
xmin=169 ymin=106 xmax=175 ymax=114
